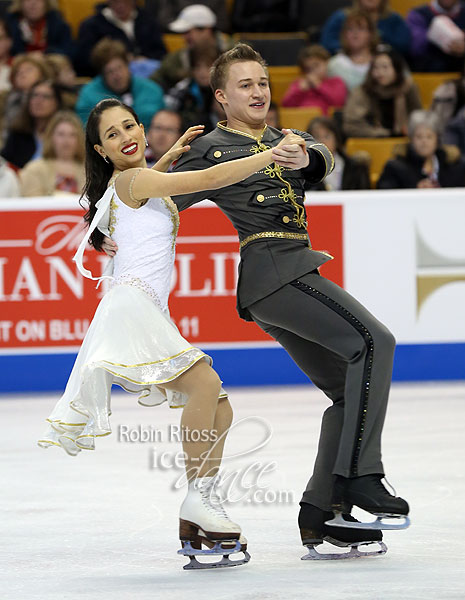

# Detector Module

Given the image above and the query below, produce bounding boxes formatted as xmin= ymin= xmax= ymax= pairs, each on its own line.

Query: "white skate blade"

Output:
xmin=326 ymin=512 xmax=411 ymax=531
xmin=178 ymin=541 xmax=250 ymax=570
xmin=301 ymin=541 xmax=387 ymax=561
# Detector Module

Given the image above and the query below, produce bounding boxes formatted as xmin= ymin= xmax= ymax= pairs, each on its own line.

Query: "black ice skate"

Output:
xmin=326 ymin=475 xmax=411 ymax=531
xmin=299 ymin=503 xmax=387 ymax=560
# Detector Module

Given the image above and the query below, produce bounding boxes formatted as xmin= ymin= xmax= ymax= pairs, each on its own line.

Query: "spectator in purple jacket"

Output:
xmin=320 ymin=0 xmax=411 ymax=57
xmin=406 ymin=0 xmax=465 ymax=72
xmin=75 ymin=0 xmax=166 ymax=76
xmin=281 ymin=44 xmax=347 ymax=115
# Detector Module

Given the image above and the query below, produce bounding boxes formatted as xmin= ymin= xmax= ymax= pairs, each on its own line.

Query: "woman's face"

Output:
xmin=311 ymin=123 xmax=337 ymax=155
xmin=14 ymin=60 xmax=41 ymax=90
xmin=412 ymin=124 xmax=438 ymax=158
xmin=371 ymin=54 xmax=396 ymax=87
xmin=359 ymin=0 xmax=382 ymax=11
xmin=21 ymin=0 xmax=47 ymax=22
xmin=29 ymin=83 xmax=58 ymax=119
xmin=343 ymin=19 xmax=372 ymax=53
xmin=52 ymin=121 xmax=79 ymax=161
xmin=95 ymin=105 xmax=146 ymax=170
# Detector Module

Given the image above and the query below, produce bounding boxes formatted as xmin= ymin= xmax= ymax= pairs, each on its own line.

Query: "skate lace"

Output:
xmin=383 ymin=477 xmax=398 ymax=498
xmin=200 ymin=478 xmax=230 ymax=520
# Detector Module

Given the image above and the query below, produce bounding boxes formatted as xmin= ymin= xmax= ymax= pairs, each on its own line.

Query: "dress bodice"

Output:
xmin=109 ymin=188 xmax=179 ymax=311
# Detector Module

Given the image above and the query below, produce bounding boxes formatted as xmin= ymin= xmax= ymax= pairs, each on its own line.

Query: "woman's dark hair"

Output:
xmin=81 ymin=98 xmax=141 ymax=251
xmin=363 ymin=45 xmax=407 ymax=92
xmin=11 ymin=79 xmax=63 ymax=133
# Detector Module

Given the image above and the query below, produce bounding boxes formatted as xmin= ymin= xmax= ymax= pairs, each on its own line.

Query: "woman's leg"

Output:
xmin=160 ymin=360 xmax=226 ymax=480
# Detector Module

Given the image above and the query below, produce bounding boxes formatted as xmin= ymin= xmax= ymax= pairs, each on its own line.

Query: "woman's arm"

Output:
xmin=117 ymin=132 xmax=305 ymax=206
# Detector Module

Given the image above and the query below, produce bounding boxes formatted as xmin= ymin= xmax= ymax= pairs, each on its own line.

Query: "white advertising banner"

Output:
xmin=309 ymin=188 xmax=465 ymax=344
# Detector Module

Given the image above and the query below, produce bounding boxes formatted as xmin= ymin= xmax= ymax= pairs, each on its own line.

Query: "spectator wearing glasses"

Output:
xmin=145 ymin=109 xmax=182 ymax=168
xmin=76 ymin=38 xmax=164 ymax=129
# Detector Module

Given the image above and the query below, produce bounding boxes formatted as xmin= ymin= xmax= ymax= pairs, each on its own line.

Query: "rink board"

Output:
xmin=1 ymin=189 xmax=464 ymax=392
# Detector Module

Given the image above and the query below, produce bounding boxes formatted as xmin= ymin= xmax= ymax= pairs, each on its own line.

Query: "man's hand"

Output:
xmin=272 ymin=129 xmax=309 ymax=169
xmin=102 ymin=236 xmax=118 ymax=256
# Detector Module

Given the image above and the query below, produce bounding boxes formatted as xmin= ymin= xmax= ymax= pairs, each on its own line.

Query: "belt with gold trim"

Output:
xmin=239 ymin=231 xmax=310 ymax=249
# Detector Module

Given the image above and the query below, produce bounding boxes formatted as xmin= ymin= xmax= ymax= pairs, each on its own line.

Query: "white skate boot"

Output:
xmin=178 ymin=475 xmax=251 ymax=569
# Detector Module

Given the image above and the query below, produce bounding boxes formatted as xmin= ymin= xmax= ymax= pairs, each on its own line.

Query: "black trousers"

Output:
xmin=247 ymin=271 xmax=396 ymax=511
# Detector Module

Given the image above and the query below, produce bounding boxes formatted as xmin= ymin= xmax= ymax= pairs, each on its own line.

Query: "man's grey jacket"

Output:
xmin=172 ymin=122 xmax=335 ymax=320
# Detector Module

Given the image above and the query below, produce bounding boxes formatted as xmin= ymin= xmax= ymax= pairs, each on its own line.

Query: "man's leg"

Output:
xmin=247 ymin=271 xmax=396 ymax=502
xmin=250 ymin=319 xmax=348 ymax=511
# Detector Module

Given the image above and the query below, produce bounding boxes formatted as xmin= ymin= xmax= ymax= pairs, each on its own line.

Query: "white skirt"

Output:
xmin=38 ymin=284 xmax=221 ymax=456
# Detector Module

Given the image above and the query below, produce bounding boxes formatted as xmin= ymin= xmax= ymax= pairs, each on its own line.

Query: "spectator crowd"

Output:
xmin=1 ymin=0 xmax=465 ymax=196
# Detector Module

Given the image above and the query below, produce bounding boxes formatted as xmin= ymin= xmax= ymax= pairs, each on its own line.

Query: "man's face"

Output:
xmin=438 ymin=0 xmax=459 ymax=9
xmin=103 ymin=57 xmax=130 ymax=94
xmin=215 ymin=61 xmax=271 ymax=127
xmin=109 ymin=0 xmax=134 ymax=21
xmin=183 ymin=27 xmax=214 ymax=48
xmin=146 ymin=111 xmax=181 ymax=160
xmin=192 ymin=61 xmax=212 ymax=88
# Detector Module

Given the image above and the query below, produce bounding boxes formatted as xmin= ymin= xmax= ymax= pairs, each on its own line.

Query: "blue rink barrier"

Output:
xmin=0 ymin=343 xmax=464 ymax=393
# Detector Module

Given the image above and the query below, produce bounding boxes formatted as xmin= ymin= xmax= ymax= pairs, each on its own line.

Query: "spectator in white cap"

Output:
xmin=151 ymin=3 xmax=230 ymax=91
xmin=150 ymin=0 xmax=229 ymax=33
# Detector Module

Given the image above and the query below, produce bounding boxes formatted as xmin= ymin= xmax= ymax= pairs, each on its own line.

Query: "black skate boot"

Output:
xmin=299 ymin=503 xmax=387 ymax=560
xmin=327 ymin=474 xmax=410 ymax=531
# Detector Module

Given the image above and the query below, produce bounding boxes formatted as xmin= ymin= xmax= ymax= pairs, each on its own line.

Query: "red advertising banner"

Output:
xmin=0 ymin=199 xmax=343 ymax=351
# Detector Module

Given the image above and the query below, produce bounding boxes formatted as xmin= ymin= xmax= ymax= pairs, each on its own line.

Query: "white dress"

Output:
xmin=38 ymin=179 xmax=220 ymax=456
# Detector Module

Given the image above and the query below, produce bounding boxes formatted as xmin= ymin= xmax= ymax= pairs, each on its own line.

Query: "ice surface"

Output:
xmin=1 ymin=382 xmax=465 ymax=600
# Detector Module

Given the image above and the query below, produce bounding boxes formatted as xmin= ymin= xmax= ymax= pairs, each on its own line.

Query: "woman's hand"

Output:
xmin=272 ymin=129 xmax=309 ymax=169
xmin=102 ymin=236 xmax=118 ymax=256
xmin=163 ymin=125 xmax=205 ymax=163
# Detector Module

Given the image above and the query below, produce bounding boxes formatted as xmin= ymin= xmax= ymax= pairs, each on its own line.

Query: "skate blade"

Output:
xmin=326 ymin=512 xmax=411 ymax=531
xmin=178 ymin=541 xmax=251 ymax=570
xmin=301 ymin=541 xmax=387 ymax=561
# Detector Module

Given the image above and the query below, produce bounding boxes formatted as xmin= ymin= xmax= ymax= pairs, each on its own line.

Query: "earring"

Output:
xmin=144 ymin=135 xmax=148 ymax=148
xmin=103 ymin=155 xmax=109 ymax=163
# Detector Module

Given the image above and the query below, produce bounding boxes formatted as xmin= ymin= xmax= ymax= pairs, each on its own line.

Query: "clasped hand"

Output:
xmin=272 ymin=129 xmax=309 ymax=169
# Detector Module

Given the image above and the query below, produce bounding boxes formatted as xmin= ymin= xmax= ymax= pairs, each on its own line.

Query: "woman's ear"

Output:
xmin=94 ymin=143 xmax=105 ymax=159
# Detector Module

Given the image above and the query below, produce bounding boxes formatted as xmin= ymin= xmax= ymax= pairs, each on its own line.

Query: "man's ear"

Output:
xmin=214 ymin=88 xmax=227 ymax=107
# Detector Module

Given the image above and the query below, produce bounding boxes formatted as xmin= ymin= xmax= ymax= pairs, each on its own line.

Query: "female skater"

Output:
xmin=38 ymin=98 xmax=304 ymax=567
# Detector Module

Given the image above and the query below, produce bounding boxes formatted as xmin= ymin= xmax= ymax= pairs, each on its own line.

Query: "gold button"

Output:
xmin=257 ymin=194 xmax=265 ymax=203
xmin=282 ymin=216 xmax=290 ymax=224
xmin=214 ymin=150 xmax=222 ymax=158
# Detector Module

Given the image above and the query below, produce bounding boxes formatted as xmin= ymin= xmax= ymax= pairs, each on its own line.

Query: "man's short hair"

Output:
xmin=210 ymin=43 xmax=268 ymax=92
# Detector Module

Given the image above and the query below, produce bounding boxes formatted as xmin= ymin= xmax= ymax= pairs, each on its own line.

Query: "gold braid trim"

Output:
xmin=240 ymin=231 xmax=310 ymax=249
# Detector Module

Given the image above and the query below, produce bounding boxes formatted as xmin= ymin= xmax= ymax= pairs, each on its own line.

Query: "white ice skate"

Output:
xmin=178 ymin=475 xmax=251 ymax=570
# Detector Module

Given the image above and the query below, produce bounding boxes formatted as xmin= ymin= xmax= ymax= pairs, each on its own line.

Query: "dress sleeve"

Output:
xmin=171 ymin=138 xmax=217 ymax=211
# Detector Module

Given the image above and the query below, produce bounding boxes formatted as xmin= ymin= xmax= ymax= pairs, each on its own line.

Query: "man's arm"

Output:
xmin=272 ymin=129 xmax=334 ymax=183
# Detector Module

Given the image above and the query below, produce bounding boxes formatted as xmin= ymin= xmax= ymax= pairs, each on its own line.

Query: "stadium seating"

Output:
xmin=345 ymin=136 xmax=408 ymax=186
xmin=278 ymin=106 xmax=323 ymax=130
xmin=412 ymin=72 xmax=461 ymax=109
